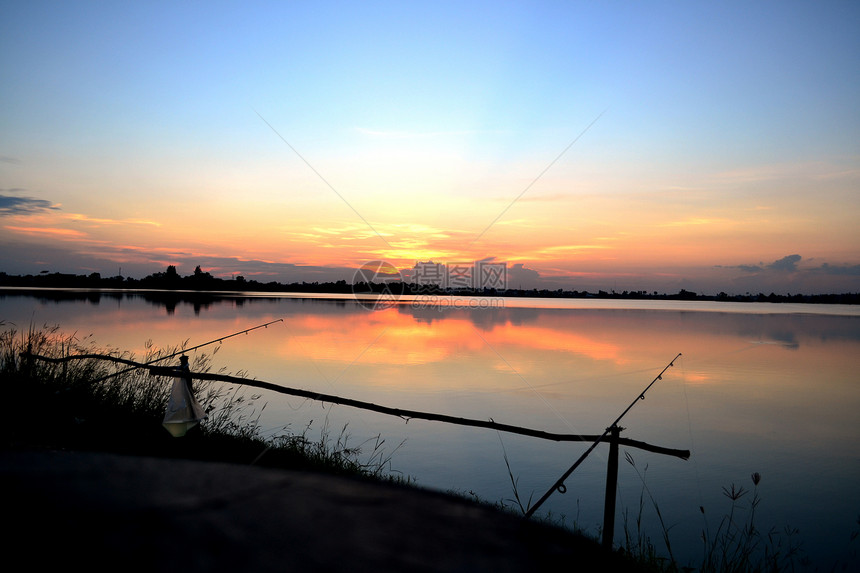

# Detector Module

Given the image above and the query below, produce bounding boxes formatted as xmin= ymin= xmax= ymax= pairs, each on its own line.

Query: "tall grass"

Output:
xmin=620 ymin=452 xmax=676 ymax=569
xmin=490 ymin=439 xmax=812 ymax=572
xmin=0 ymin=324 xmax=404 ymax=481
xmin=618 ymin=453 xmax=805 ymax=572
xmin=697 ymin=473 xmax=804 ymax=573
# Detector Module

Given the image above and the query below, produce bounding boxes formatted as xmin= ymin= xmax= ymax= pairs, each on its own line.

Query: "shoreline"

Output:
xmin=3 ymin=285 xmax=859 ymax=316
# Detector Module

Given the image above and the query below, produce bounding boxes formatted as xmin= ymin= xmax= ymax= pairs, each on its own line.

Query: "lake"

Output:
xmin=2 ymin=289 xmax=859 ymax=570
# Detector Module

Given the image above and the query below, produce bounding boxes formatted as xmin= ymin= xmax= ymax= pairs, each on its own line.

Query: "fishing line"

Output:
xmin=470 ymin=325 xmax=621 ymax=479
xmin=277 ymin=319 xmax=330 ymax=412
xmin=469 ymin=108 xmax=607 ymax=248
xmin=506 ymin=364 xmax=667 ymax=394
xmin=254 ymin=109 xmax=392 ymax=249
xmin=689 ymin=340 xmax=766 ymax=369
xmin=524 ymin=353 xmax=682 ymax=519
xmin=673 ymin=343 xmax=768 ymax=530
xmin=331 ymin=327 xmax=389 ymax=386
xmin=471 ymin=326 xmax=587 ymax=440
xmin=317 ymin=327 xmax=393 ymax=437
xmin=678 ymin=354 xmax=707 ymax=526
xmin=279 ymin=317 xmax=389 ymax=437
xmin=87 ymin=318 xmax=284 ymax=384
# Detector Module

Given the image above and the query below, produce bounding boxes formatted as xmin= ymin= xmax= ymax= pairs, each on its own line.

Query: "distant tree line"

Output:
xmin=1 ymin=267 xmax=857 ymax=305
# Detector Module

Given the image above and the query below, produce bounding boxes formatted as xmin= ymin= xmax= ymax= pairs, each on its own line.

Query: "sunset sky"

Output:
xmin=2 ymin=1 xmax=858 ymax=294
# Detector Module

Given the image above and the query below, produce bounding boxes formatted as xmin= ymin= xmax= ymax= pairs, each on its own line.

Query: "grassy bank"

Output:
xmin=0 ymin=324 xmax=402 ymax=480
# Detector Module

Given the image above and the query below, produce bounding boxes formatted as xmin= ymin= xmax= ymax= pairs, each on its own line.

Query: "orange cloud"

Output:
xmin=4 ymin=225 xmax=88 ymax=238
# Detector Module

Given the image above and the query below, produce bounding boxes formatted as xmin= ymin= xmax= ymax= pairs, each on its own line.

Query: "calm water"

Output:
xmin=2 ymin=289 xmax=859 ymax=569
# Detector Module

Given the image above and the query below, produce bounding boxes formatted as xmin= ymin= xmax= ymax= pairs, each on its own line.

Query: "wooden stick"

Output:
xmin=22 ymin=351 xmax=690 ymax=459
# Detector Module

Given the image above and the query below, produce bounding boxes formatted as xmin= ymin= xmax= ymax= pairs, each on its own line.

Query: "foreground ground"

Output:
xmin=2 ymin=448 xmax=646 ymax=572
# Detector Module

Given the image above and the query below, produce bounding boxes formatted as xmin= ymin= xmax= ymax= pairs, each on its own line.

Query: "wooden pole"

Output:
xmin=21 ymin=351 xmax=691 ymax=459
xmin=524 ymin=353 xmax=681 ymax=519
xmin=602 ymin=425 xmax=621 ymax=549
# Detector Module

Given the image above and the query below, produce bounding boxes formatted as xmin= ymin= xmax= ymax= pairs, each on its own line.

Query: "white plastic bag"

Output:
xmin=162 ymin=365 xmax=207 ymax=438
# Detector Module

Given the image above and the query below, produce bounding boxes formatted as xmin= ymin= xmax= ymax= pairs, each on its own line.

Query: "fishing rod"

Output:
xmin=523 ymin=352 xmax=682 ymax=519
xmin=85 ymin=318 xmax=284 ymax=384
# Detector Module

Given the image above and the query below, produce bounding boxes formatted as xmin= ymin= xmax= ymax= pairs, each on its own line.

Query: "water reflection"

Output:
xmin=1 ymin=290 xmax=859 ymax=569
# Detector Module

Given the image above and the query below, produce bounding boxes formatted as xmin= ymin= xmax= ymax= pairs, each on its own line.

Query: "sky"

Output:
xmin=1 ymin=1 xmax=859 ymax=295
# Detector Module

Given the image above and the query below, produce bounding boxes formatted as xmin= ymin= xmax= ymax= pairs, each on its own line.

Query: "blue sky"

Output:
xmin=2 ymin=1 xmax=859 ymax=294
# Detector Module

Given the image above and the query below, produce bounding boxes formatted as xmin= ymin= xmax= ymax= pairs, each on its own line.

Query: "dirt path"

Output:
xmin=2 ymin=449 xmax=645 ymax=572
